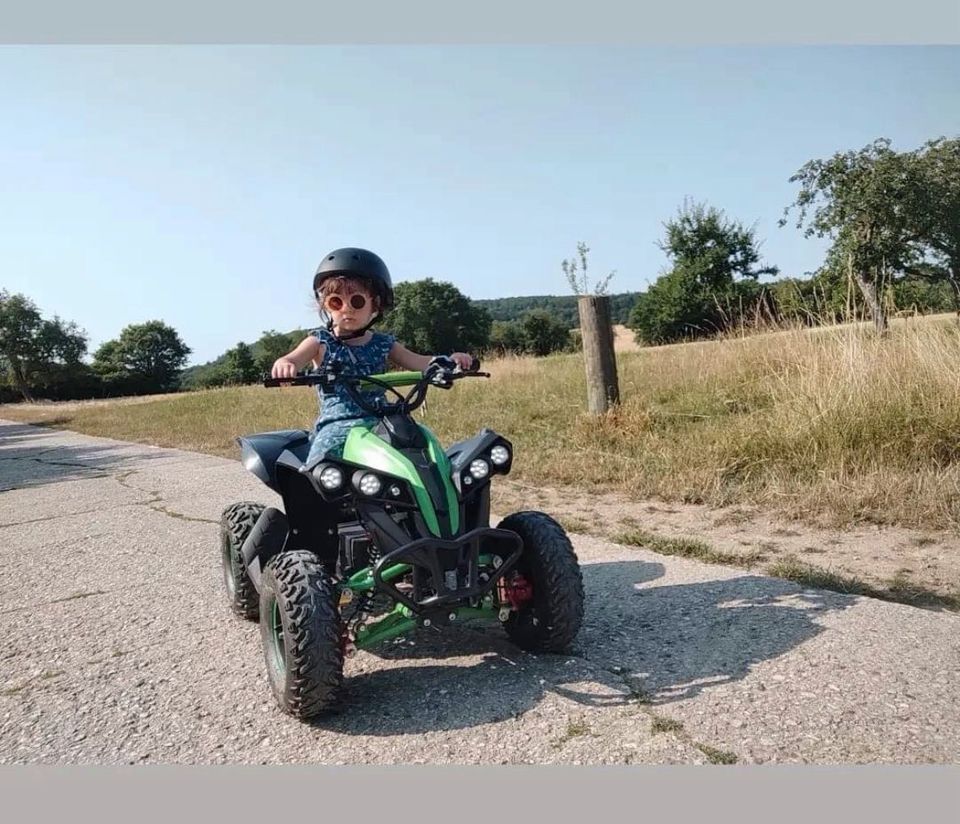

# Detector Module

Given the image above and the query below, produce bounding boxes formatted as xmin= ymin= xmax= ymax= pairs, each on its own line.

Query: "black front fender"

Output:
xmin=237 ymin=429 xmax=311 ymax=492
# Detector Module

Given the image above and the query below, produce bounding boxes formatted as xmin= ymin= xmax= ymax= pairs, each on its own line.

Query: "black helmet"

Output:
xmin=312 ymin=247 xmax=394 ymax=310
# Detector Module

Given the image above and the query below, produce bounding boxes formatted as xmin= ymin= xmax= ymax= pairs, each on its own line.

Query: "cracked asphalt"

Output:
xmin=1 ymin=419 xmax=959 ymax=764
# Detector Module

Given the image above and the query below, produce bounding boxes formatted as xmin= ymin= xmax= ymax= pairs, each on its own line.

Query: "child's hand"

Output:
xmin=272 ymin=357 xmax=298 ymax=378
xmin=450 ymin=352 xmax=474 ymax=371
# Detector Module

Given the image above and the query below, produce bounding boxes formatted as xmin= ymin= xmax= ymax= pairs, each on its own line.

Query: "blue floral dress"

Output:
xmin=305 ymin=329 xmax=396 ymax=465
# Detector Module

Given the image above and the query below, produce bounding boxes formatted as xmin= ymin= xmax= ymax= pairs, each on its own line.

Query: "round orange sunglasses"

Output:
xmin=322 ymin=293 xmax=368 ymax=312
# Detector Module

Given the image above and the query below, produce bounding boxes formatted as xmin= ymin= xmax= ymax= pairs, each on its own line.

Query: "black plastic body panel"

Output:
xmin=237 ymin=429 xmax=311 ymax=492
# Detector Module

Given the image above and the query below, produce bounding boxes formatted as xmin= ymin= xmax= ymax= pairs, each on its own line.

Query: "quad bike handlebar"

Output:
xmin=263 ymin=357 xmax=488 ymax=417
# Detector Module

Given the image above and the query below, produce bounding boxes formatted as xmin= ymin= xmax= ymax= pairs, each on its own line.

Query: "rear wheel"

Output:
xmin=219 ymin=501 xmax=266 ymax=620
xmin=497 ymin=511 xmax=584 ymax=653
xmin=260 ymin=550 xmax=344 ymax=718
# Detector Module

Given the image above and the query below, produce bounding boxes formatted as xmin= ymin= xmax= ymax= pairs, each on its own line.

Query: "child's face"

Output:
xmin=321 ymin=279 xmax=377 ymax=333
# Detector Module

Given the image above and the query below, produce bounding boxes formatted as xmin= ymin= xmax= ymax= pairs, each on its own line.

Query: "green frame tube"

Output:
xmin=345 ymin=563 xmax=411 ymax=592
xmin=352 ymin=600 xmax=499 ymax=650
xmin=357 ymin=371 xmax=422 ymax=390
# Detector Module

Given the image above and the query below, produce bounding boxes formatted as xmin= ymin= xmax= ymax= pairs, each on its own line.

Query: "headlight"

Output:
xmin=490 ymin=445 xmax=510 ymax=466
xmin=358 ymin=473 xmax=382 ymax=496
xmin=318 ymin=465 xmax=343 ymax=490
xmin=469 ymin=459 xmax=490 ymax=480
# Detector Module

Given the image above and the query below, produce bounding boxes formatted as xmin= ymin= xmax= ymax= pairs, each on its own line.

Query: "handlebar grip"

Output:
xmin=263 ymin=373 xmax=325 ymax=388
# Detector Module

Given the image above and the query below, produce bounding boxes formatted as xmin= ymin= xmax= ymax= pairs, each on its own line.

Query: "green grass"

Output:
xmin=613 ymin=528 xmax=763 ymax=567
xmin=554 ymin=717 xmax=592 ymax=747
xmin=766 ymin=556 xmax=960 ymax=611
xmin=883 ymin=570 xmax=960 ymax=611
xmin=614 ymin=528 xmax=960 ymax=613
xmin=765 ymin=558 xmax=872 ymax=596
xmin=696 ymin=743 xmax=739 ymax=765
xmin=650 ymin=716 xmax=685 ymax=734
xmin=563 ymin=719 xmax=590 ymax=738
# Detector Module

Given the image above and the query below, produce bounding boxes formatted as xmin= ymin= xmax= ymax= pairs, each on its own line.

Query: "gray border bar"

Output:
xmin=2 ymin=765 xmax=959 ymax=819
xmin=1 ymin=1 xmax=959 ymax=43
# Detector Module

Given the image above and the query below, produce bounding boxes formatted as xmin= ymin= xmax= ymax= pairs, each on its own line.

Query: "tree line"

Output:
xmin=474 ymin=293 xmax=639 ymax=327
xmin=4 ymin=134 xmax=956 ymax=400
xmin=0 ymin=293 xmax=191 ymax=402
xmin=181 ymin=278 xmax=580 ymax=389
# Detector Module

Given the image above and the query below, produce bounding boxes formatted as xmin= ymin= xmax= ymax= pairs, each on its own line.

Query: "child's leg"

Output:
xmin=304 ymin=420 xmax=352 ymax=466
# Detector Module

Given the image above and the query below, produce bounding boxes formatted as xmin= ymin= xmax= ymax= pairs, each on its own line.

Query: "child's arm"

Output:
xmin=388 ymin=342 xmax=473 ymax=372
xmin=271 ymin=336 xmax=324 ymax=378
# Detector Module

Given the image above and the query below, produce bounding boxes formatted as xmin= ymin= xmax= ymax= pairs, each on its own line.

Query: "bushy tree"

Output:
xmin=93 ymin=320 xmax=190 ymax=394
xmin=781 ymin=137 xmax=960 ymax=331
xmin=629 ymin=265 xmax=713 ymax=344
xmin=222 ymin=341 xmax=259 ymax=385
xmin=488 ymin=319 xmax=526 ymax=355
xmin=629 ymin=201 xmax=777 ymax=344
xmin=908 ymin=137 xmax=960 ymax=311
xmin=520 ymin=309 xmax=574 ymax=356
xmin=891 ymin=278 xmax=955 ymax=315
xmin=181 ymin=364 xmax=229 ymax=390
xmin=0 ymin=291 xmax=90 ymax=401
xmin=254 ymin=329 xmax=304 ymax=375
xmin=485 ymin=312 xmax=573 ymax=357
xmin=383 ymin=279 xmax=491 ymax=354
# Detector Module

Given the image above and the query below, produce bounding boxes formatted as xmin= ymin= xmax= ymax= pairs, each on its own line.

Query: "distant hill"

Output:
xmin=472 ymin=293 xmax=640 ymax=327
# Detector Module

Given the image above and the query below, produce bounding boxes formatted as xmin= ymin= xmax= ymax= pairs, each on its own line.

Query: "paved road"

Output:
xmin=1 ymin=420 xmax=958 ymax=764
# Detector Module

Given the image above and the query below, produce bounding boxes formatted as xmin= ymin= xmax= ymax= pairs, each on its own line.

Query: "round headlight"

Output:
xmin=318 ymin=466 xmax=343 ymax=490
xmin=490 ymin=445 xmax=510 ymax=466
xmin=358 ymin=473 xmax=382 ymax=496
xmin=469 ymin=459 xmax=490 ymax=480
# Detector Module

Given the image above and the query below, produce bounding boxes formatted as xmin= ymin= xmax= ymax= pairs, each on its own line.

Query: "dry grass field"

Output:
xmin=4 ymin=313 xmax=960 ymax=608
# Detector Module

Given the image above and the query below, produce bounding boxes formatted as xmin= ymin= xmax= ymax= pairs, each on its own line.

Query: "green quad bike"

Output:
xmin=218 ymin=357 xmax=584 ymax=719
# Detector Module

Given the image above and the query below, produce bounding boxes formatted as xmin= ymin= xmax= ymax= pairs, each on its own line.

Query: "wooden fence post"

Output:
xmin=577 ymin=294 xmax=619 ymax=414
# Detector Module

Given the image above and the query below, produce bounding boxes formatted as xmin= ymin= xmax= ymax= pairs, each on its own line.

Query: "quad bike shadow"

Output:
xmin=311 ymin=557 xmax=857 ymax=736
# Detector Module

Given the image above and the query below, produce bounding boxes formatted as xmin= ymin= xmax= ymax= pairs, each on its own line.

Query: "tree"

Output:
xmin=892 ymin=278 xmax=955 ymax=315
xmin=181 ymin=363 xmax=229 ymax=390
xmin=661 ymin=200 xmax=778 ymax=291
xmin=521 ymin=309 xmax=573 ymax=356
xmin=628 ymin=201 xmax=778 ymax=344
xmin=254 ymin=329 xmax=302 ymax=375
xmin=222 ymin=341 xmax=259 ymax=385
xmin=905 ymin=137 xmax=960 ymax=313
xmin=629 ymin=266 xmax=712 ymax=344
xmin=474 ymin=293 xmax=639 ymax=326
xmin=93 ymin=320 xmax=190 ymax=394
xmin=382 ymin=279 xmax=491 ymax=354
xmin=781 ymin=138 xmax=933 ymax=332
xmin=488 ymin=319 xmax=527 ymax=355
xmin=0 ymin=291 xmax=89 ymax=401
xmin=768 ymin=277 xmax=826 ymax=325
xmin=0 ymin=291 xmax=43 ymax=400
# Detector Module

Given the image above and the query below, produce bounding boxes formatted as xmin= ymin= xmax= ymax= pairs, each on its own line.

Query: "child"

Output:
xmin=272 ymin=247 xmax=474 ymax=465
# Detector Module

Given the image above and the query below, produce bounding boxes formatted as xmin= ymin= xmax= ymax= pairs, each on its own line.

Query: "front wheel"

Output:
xmin=497 ymin=511 xmax=584 ymax=653
xmin=220 ymin=501 xmax=266 ymax=620
xmin=259 ymin=551 xmax=344 ymax=718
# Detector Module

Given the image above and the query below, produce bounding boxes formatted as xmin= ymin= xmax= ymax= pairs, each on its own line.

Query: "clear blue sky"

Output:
xmin=2 ymin=46 xmax=957 ymax=365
